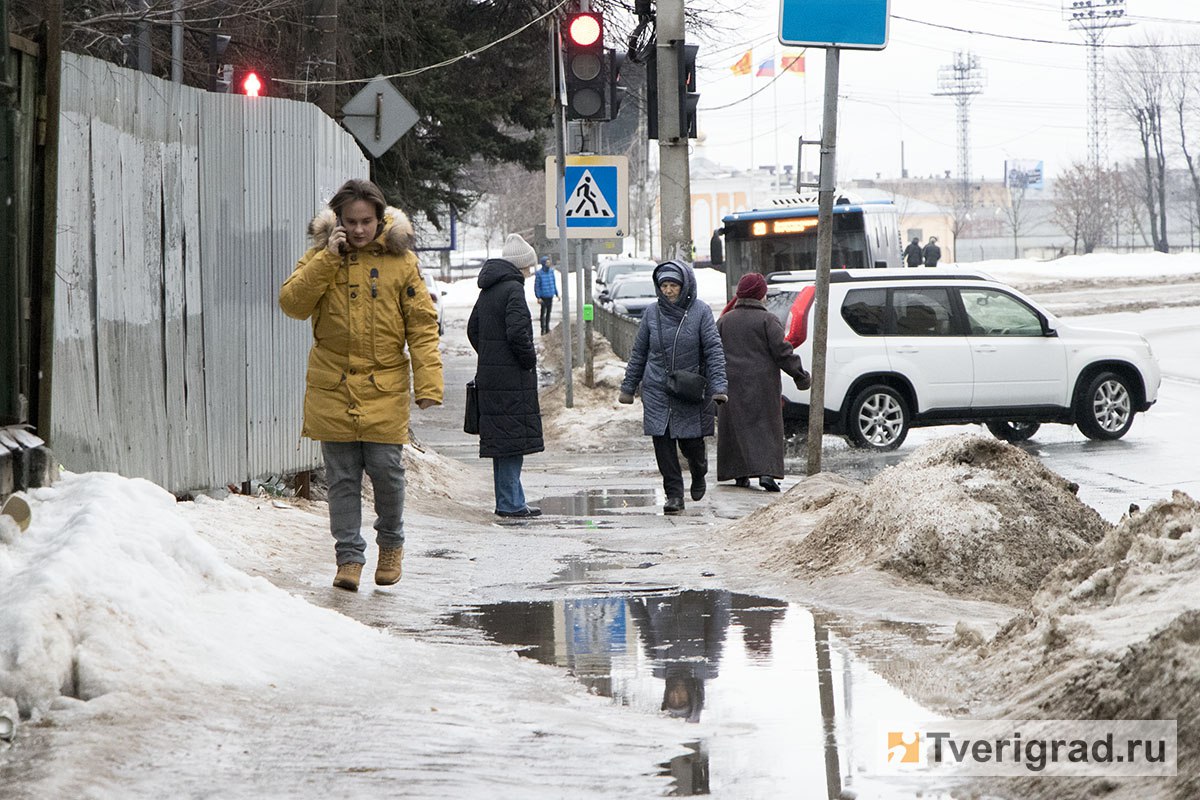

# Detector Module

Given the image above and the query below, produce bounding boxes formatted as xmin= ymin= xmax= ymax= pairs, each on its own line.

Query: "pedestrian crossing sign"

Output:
xmin=545 ymin=155 xmax=629 ymax=240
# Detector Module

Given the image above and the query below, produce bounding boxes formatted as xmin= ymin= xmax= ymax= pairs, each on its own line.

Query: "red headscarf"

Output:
xmin=720 ymin=272 xmax=769 ymax=317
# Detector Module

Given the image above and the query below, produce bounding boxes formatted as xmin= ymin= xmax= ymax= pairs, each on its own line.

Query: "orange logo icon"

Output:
xmin=887 ymin=731 xmax=920 ymax=764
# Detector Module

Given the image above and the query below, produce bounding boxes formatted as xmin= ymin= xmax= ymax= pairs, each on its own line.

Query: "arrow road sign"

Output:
xmin=341 ymin=76 xmax=418 ymax=158
xmin=545 ymin=155 xmax=629 ymax=239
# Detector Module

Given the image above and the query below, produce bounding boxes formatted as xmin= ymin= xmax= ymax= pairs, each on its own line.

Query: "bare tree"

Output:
xmin=999 ymin=181 xmax=1039 ymax=258
xmin=1052 ymin=162 xmax=1116 ymax=254
xmin=1169 ymin=42 xmax=1200 ymax=247
xmin=1113 ymin=39 xmax=1171 ymax=253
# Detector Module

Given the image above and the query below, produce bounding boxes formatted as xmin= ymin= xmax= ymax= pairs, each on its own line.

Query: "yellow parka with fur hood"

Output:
xmin=279 ymin=206 xmax=443 ymax=444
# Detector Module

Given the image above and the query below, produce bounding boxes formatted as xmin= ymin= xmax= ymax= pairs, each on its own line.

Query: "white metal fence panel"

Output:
xmin=52 ymin=53 xmax=368 ymax=493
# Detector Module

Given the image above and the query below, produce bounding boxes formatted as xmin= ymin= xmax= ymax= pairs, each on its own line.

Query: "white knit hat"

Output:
xmin=501 ymin=233 xmax=538 ymax=270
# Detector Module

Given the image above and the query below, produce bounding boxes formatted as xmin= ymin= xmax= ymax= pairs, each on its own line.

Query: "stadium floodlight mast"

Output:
xmin=1063 ymin=0 xmax=1133 ymax=170
xmin=933 ymin=51 xmax=986 ymax=209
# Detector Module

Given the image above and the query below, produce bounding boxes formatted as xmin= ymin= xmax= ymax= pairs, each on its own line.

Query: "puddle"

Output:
xmin=535 ymin=487 xmax=661 ymax=516
xmin=444 ymin=590 xmax=952 ymax=797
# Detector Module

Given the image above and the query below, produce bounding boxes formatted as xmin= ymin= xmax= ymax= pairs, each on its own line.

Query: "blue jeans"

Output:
xmin=491 ymin=455 xmax=527 ymax=514
xmin=322 ymin=441 xmax=406 ymax=566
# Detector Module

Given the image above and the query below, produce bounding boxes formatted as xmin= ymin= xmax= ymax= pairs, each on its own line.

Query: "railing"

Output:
xmin=591 ymin=302 xmax=640 ymax=362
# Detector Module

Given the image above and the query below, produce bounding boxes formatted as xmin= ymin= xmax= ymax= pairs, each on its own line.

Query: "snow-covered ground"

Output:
xmin=3 ymin=252 xmax=1199 ymax=798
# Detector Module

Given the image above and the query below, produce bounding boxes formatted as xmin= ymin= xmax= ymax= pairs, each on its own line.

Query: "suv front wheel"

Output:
xmin=846 ymin=385 xmax=909 ymax=451
xmin=1076 ymin=370 xmax=1135 ymax=440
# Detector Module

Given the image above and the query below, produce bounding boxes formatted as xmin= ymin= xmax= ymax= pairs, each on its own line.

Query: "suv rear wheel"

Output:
xmin=1076 ymin=370 xmax=1135 ymax=440
xmin=846 ymin=385 xmax=909 ymax=451
xmin=985 ymin=421 xmax=1041 ymax=443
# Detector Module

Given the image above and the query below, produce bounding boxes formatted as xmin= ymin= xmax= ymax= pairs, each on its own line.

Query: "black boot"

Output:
xmin=759 ymin=476 xmax=781 ymax=493
xmin=734 ymin=477 xmax=751 ymax=488
xmin=690 ymin=474 xmax=706 ymax=501
xmin=663 ymin=496 xmax=685 ymax=515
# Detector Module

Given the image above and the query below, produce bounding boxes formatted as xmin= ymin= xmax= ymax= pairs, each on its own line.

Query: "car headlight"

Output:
xmin=1140 ymin=334 xmax=1154 ymax=358
xmin=615 ymin=303 xmax=629 ymax=314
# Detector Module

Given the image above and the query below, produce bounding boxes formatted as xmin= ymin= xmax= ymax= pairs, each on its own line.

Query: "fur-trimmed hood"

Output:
xmin=307 ymin=206 xmax=415 ymax=255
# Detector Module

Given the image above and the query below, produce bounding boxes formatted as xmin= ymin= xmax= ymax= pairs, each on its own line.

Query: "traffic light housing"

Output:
xmin=606 ymin=49 xmax=626 ymax=120
xmin=646 ymin=42 xmax=699 ymax=140
xmin=563 ymin=12 xmax=606 ymax=120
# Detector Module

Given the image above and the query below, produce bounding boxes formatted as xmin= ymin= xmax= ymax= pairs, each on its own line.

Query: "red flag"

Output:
xmin=730 ymin=50 xmax=752 ymax=76
xmin=782 ymin=49 xmax=806 ymax=76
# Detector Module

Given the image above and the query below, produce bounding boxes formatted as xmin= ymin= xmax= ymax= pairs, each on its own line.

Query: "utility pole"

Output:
xmin=1063 ymin=0 xmax=1131 ymax=171
xmin=933 ymin=51 xmax=985 ymax=211
xmin=550 ymin=20 xmax=574 ymax=407
xmin=306 ymin=0 xmax=338 ymax=114
xmin=655 ymin=0 xmax=692 ymax=260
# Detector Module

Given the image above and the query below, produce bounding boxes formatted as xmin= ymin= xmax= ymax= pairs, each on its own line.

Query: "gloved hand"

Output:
xmin=618 ymin=391 xmax=635 ymax=405
xmin=794 ymin=371 xmax=812 ymax=391
xmin=712 ymin=393 xmax=728 ymax=405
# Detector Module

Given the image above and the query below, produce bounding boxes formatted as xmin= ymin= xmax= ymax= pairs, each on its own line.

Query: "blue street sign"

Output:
xmin=779 ymin=0 xmax=891 ymax=50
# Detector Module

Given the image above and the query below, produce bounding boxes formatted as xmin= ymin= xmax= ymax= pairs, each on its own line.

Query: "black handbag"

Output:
xmin=464 ymin=380 xmax=480 ymax=435
xmin=656 ymin=307 xmax=707 ymax=404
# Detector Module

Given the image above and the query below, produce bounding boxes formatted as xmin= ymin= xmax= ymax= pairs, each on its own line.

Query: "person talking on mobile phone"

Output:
xmin=279 ymin=178 xmax=443 ymax=592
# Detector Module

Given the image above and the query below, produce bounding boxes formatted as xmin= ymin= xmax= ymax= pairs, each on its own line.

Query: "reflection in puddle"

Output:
xmin=535 ymin=487 xmax=661 ymax=516
xmin=444 ymin=591 xmax=945 ymax=797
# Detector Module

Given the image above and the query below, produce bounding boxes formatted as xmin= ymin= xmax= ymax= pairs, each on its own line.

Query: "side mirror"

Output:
xmin=1043 ymin=319 xmax=1058 ymax=337
xmin=440 ymin=290 xmax=447 ymax=296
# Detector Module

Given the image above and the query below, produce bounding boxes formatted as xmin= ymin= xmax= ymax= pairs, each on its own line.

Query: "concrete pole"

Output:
xmin=805 ymin=48 xmax=840 ymax=476
xmin=655 ymin=0 xmax=692 ymax=261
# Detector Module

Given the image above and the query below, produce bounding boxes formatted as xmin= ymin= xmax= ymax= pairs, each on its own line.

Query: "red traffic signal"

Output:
xmin=568 ymin=13 xmax=601 ymax=47
xmin=241 ymin=72 xmax=263 ymax=96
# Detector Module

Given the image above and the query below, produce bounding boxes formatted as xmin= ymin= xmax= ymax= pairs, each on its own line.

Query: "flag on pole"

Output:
xmin=782 ymin=49 xmax=806 ymax=76
xmin=756 ymin=58 xmax=775 ymax=77
xmin=730 ymin=50 xmax=752 ymax=76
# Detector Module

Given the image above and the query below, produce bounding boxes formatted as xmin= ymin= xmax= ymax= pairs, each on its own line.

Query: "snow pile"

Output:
xmin=972 ymin=492 xmax=1200 ymax=797
xmin=751 ymin=435 xmax=1110 ymax=603
xmin=403 ymin=441 xmax=492 ymax=513
xmin=0 ymin=473 xmax=389 ymax=717
xmin=537 ymin=329 xmax=642 ymax=451
xmin=972 ymin=251 xmax=1200 ymax=286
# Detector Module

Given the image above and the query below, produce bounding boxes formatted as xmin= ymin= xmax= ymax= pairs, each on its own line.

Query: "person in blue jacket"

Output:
xmin=533 ymin=256 xmax=558 ymax=335
xmin=619 ymin=260 xmax=728 ymax=515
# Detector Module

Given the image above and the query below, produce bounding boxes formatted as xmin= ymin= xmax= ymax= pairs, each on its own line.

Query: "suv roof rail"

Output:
xmin=766 ymin=268 xmax=995 ymax=285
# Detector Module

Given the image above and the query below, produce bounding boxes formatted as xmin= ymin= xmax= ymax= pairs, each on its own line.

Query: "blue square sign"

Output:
xmin=779 ymin=0 xmax=890 ymax=50
xmin=564 ymin=165 xmax=619 ymax=229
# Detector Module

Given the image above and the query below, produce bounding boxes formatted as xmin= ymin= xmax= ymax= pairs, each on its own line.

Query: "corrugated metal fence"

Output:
xmin=52 ymin=53 xmax=368 ymax=493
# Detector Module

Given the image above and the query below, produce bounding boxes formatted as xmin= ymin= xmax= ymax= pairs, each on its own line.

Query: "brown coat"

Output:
xmin=716 ymin=299 xmax=808 ymax=480
xmin=279 ymin=207 xmax=443 ymax=444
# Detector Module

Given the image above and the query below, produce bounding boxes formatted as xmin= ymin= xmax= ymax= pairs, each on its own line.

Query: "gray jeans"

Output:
xmin=321 ymin=441 xmax=406 ymax=566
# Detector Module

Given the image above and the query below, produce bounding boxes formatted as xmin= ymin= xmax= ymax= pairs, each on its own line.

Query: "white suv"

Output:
xmin=767 ymin=269 xmax=1161 ymax=450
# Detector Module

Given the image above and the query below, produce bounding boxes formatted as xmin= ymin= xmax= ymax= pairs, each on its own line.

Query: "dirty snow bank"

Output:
xmin=732 ymin=435 xmax=1109 ymax=604
xmin=0 ymin=473 xmax=388 ymax=716
xmin=964 ymin=491 xmax=1200 ymax=798
xmin=0 ymin=472 xmax=692 ymax=798
xmin=537 ymin=328 xmax=642 ymax=450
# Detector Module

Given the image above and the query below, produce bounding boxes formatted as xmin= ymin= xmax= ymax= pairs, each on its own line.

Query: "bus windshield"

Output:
xmin=729 ymin=228 xmax=870 ymax=273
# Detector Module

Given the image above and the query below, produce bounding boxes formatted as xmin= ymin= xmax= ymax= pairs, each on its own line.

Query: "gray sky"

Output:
xmin=690 ymin=0 xmax=1200 ymax=183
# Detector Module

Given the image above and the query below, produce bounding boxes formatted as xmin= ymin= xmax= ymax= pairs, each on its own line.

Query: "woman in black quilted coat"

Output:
xmin=468 ymin=234 xmax=545 ymax=518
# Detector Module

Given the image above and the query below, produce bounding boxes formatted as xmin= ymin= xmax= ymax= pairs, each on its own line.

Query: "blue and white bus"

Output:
xmin=717 ymin=195 xmax=901 ymax=296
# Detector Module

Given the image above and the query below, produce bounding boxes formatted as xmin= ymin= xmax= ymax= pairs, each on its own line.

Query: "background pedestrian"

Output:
xmin=923 ymin=236 xmax=942 ymax=267
xmin=468 ymin=234 xmax=544 ymax=518
xmin=904 ymin=236 xmax=923 ymax=267
xmin=716 ymin=273 xmax=810 ymax=492
xmin=534 ymin=256 xmax=558 ymax=335
xmin=279 ymin=178 xmax=443 ymax=592
xmin=619 ymin=260 xmax=728 ymax=514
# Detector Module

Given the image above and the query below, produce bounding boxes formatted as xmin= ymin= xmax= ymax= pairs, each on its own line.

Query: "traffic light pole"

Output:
xmin=805 ymin=47 xmax=841 ymax=476
xmin=655 ymin=0 xmax=692 ymax=261
xmin=551 ymin=20 xmax=574 ymax=408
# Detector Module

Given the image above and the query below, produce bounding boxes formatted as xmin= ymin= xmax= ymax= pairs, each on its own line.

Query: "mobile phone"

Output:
xmin=335 ymin=215 xmax=347 ymax=255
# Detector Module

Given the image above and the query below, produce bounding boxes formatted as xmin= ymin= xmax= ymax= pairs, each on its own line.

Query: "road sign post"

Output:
xmin=340 ymin=76 xmax=418 ymax=158
xmin=778 ymin=0 xmax=891 ymax=476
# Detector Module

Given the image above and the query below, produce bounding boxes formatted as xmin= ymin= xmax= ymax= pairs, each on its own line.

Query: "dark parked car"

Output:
xmin=601 ymin=275 xmax=658 ymax=319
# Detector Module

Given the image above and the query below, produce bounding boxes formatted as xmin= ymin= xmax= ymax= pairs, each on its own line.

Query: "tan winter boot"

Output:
xmin=333 ymin=562 xmax=363 ymax=592
xmin=375 ymin=546 xmax=404 ymax=586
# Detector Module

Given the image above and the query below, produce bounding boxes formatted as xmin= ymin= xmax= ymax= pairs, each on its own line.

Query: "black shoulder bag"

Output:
xmin=464 ymin=380 xmax=480 ymax=435
xmin=656 ymin=306 xmax=707 ymax=404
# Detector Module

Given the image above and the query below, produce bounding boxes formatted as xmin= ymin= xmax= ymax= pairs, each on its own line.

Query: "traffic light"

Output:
xmin=563 ymin=12 xmax=606 ymax=120
xmin=645 ymin=42 xmax=699 ymax=140
xmin=230 ymin=68 xmax=267 ymax=97
xmin=606 ymin=49 xmax=626 ymax=120
xmin=679 ymin=43 xmax=699 ymax=139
